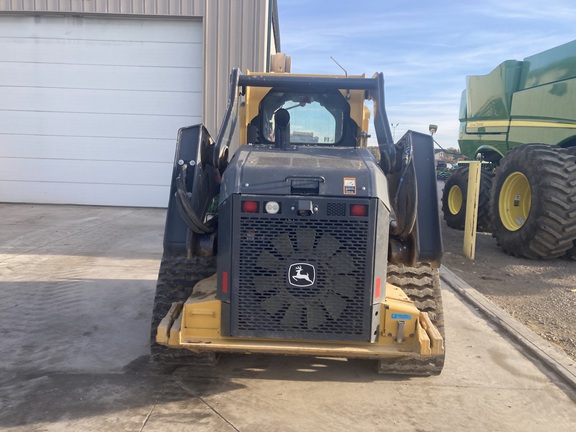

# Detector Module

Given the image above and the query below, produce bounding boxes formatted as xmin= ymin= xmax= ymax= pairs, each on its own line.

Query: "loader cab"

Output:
xmin=241 ymin=72 xmax=371 ymax=149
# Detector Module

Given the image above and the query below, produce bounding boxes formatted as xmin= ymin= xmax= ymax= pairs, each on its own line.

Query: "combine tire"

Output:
xmin=565 ymin=244 xmax=576 ymax=261
xmin=564 ymin=146 xmax=576 ymax=260
xmin=377 ymin=263 xmax=445 ymax=376
xmin=150 ymin=255 xmax=217 ymax=364
xmin=491 ymin=144 xmax=576 ymax=259
xmin=441 ymin=167 xmax=493 ymax=231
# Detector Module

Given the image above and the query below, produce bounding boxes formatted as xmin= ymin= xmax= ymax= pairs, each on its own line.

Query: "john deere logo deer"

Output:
xmin=288 ymin=263 xmax=315 ymax=287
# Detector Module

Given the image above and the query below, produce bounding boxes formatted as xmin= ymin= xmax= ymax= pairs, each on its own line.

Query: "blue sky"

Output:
xmin=277 ymin=0 xmax=576 ymax=149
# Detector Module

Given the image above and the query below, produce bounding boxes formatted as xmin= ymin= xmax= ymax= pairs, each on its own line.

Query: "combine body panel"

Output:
xmin=459 ymin=41 xmax=576 ymax=161
xmin=152 ymin=64 xmax=446 ymax=375
xmin=443 ymin=40 xmax=576 ymax=259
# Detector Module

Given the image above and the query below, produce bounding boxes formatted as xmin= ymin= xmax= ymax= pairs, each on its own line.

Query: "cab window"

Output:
xmin=259 ymin=91 xmax=347 ymax=145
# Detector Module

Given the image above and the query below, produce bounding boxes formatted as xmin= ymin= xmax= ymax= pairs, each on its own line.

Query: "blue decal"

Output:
xmin=391 ymin=313 xmax=412 ymax=320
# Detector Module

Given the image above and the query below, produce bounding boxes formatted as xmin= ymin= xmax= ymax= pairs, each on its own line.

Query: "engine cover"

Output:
xmin=217 ymin=146 xmax=391 ymax=342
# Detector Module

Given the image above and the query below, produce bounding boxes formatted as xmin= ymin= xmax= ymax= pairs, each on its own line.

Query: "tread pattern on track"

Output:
xmin=150 ymin=255 xmax=217 ymax=364
xmin=378 ymin=263 xmax=445 ymax=376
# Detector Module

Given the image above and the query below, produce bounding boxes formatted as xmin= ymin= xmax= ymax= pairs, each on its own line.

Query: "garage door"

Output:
xmin=0 ymin=15 xmax=202 ymax=207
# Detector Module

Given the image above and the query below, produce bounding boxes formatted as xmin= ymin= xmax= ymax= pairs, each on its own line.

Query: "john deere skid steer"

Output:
xmin=152 ymin=68 xmax=445 ymax=375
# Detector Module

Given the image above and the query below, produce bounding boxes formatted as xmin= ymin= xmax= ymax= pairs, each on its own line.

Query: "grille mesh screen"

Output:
xmin=327 ymin=203 xmax=346 ymax=216
xmin=232 ymin=216 xmax=371 ymax=341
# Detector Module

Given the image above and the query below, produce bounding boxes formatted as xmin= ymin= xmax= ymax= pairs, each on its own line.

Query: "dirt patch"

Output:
xmin=439 ymin=189 xmax=576 ymax=362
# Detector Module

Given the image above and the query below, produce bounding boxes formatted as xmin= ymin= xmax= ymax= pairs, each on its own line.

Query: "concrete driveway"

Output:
xmin=0 ymin=203 xmax=575 ymax=431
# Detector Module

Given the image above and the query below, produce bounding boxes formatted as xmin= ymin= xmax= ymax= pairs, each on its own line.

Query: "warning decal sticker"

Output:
xmin=343 ymin=178 xmax=356 ymax=195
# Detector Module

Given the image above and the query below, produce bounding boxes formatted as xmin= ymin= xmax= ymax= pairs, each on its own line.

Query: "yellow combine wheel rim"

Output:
xmin=499 ymin=171 xmax=531 ymax=231
xmin=447 ymin=185 xmax=463 ymax=215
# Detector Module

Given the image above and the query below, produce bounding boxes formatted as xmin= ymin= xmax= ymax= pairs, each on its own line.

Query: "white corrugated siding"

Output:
xmin=0 ymin=0 xmax=205 ymax=15
xmin=0 ymin=0 xmax=274 ymax=135
xmin=203 ymin=0 xmax=270 ymax=133
xmin=0 ymin=0 xmax=277 ymax=207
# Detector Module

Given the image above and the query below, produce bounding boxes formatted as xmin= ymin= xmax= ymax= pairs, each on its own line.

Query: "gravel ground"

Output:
xmin=438 ymin=181 xmax=576 ymax=362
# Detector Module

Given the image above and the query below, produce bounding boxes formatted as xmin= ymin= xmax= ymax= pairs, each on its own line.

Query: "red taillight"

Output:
xmin=350 ymin=204 xmax=368 ymax=217
xmin=242 ymin=201 xmax=259 ymax=213
xmin=222 ymin=271 xmax=229 ymax=294
xmin=375 ymin=277 xmax=381 ymax=299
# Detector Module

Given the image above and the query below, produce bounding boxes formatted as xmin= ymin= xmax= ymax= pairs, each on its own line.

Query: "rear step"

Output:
xmin=156 ymin=301 xmax=444 ymax=361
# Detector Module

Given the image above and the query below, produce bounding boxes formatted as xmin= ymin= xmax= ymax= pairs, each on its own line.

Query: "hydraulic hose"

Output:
xmin=174 ymin=163 xmax=216 ymax=235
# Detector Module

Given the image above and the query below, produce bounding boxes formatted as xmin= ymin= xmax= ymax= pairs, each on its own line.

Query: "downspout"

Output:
xmin=267 ymin=0 xmax=281 ymax=72
xmin=266 ymin=0 xmax=273 ymax=71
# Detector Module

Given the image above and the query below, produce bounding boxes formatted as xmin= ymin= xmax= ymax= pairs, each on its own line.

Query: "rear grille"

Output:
xmin=231 ymin=213 xmax=372 ymax=341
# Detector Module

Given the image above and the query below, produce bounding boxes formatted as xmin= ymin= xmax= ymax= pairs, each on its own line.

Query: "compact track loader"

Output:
xmin=152 ymin=68 xmax=445 ymax=375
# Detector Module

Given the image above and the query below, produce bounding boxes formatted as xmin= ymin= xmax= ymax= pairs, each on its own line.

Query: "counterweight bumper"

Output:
xmin=156 ymin=275 xmax=443 ymax=361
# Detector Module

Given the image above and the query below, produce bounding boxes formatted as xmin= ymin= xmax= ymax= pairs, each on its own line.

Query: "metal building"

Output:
xmin=0 ymin=0 xmax=280 ymax=207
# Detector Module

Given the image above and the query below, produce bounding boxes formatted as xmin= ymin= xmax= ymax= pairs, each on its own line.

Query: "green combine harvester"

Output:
xmin=442 ymin=39 xmax=576 ymax=259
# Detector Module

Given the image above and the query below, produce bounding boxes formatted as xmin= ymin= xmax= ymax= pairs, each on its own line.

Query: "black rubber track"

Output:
xmin=376 ymin=263 xmax=445 ymax=376
xmin=491 ymin=144 xmax=576 ymax=259
xmin=150 ymin=255 xmax=217 ymax=364
xmin=441 ymin=167 xmax=493 ymax=232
